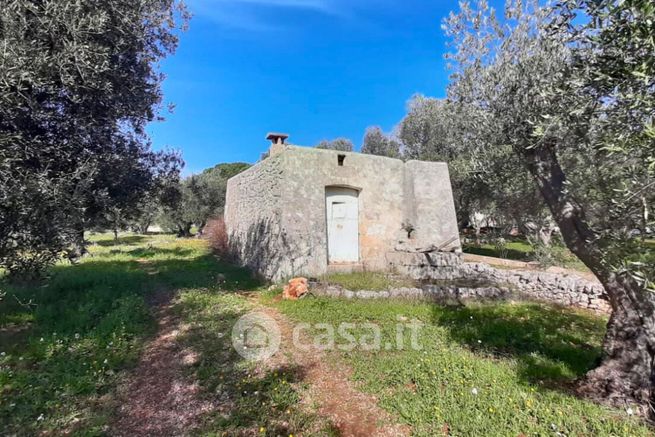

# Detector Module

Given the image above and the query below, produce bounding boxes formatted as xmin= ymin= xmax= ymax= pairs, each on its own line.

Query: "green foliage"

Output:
xmin=273 ymin=297 xmax=651 ymax=435
xmin=361 ymin=126 xmax=401 ymax=158
xmin=492 ymin=237 xmax=509 ymax=260
xmin=315 ymin=137 xmax=354 ymax=151
xmin=0 ymin=0 xmax=187 ymax=276
xmin=160 ymin=162 xmax=250 ymax=237
xmin=463 ymin=236 xmax=592 ymax=271
xmin=90 ymin=145 xmax=183 ymax=237
xmin=442 ymin=1 xmax=655 ymax=405
xmin=463 ymin=239 xmax=535 ymax=261
xmin=203 ymin=162 xmax=251 ymax=180
xmin=567 ymin=0 xmax=655 ymax=290
xmin=443 ymin=0 xmax=654 ymax=280
xmin=0 ymin=233 xmax=261 ymax=434
xmin=2 ymin=234 xmax=651 ymax=434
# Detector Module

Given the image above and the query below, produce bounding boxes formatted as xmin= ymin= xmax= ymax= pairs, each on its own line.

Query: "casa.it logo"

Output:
xmin=232 ymin=312 xmax=281 ymax=361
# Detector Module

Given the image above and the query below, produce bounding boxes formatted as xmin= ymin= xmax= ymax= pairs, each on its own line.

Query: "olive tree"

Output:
xmin=315 ymin=138 xmax=354 ymax=151
xmin=160 ymin=162 xmax=250 ymax=237
xmin=0 ymin=0 xmax=187 ymax=276
xmin=444 ymin=0 xmax=654 ymax=412
xmin=398 ymin=95 xmax=551 ymax=240
xmin=361 ymin=126 xmax=401 ymax=158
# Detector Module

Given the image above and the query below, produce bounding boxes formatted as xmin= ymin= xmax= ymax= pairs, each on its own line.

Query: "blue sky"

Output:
xmin=147 ymin=0 xmax=470 ymax=174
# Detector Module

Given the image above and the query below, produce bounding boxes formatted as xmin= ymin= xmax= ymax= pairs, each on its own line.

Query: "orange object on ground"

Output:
xmin=282 ymin=277 xmax=309 ymax=300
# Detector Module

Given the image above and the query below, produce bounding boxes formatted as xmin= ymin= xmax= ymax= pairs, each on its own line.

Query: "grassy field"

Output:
xmin=174 ymin=283 xmax=336 ymax=435
xmin=463 ymin=237 xmax=655 ymax=274
xmin=1 ymin=234 xmax=652 ymax=435
xmin=269 ymin=295 xmax=651 ymax=436
xmin=0 ymin=233 xmax=325 ymax=435
xmin=462 ymin=239 xmax=536 ymax=260
xmin=462 ymin=238 xmax=590 ymax=271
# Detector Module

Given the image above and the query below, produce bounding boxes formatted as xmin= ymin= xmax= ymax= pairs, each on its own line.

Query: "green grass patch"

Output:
xmin=3 ymin=232 xmax=652 ymax=435
xmin=463 ymin=240 xmax=535 ymax=261
xmin=0 ymin=232 xmax=259 ymax=435
xmin=462 ymin=238 xmax=590 ymax=271
xmin=173 ymin=290 xmax=337 ymax=436
xmin=319 ymin=271 xmax=416 ymax=291
xmin=271 ymin=296 xmax=651 ymax=436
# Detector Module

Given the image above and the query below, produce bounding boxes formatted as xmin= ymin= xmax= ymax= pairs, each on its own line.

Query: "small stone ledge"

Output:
xmin=385 ymin=251 xmax=463 ymax=268
xmin=313 ymin=284 xmax=515 ymax=305
xmin=387 ymin=254 xmax=610 ymax=313
xmin=311 ymin=282 xmax=609 ymax=314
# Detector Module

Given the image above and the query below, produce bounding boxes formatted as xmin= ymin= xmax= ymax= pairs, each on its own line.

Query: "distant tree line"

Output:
xmin=0 ymin=0 xmax=252 ymax=275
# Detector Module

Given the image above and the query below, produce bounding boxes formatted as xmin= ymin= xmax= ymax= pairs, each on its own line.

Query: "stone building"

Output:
xmin=224 ymin=133 xmax=461 ymax=281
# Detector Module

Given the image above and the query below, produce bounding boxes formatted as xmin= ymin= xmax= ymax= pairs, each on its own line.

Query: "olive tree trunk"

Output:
xmin=642 ymin=195 xmax=650 ymax=240
xmin=67 ymin=225 xmax=87 ymax=264
xmin=580 ymin=275 xmax=655 ymax=413
xmin=176 ymin=222 xmax=193 ymax=238
xmin=524 ymin=145 xmax=655 ymax=414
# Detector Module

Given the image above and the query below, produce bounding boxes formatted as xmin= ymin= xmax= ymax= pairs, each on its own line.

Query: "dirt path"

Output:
xmin=111 ymin=291 xmax=213 ymax=437
xmin=256 ymin=301 xmax=410 ymax=437
xmin=111 ymin=289 xmax=408 ymax=437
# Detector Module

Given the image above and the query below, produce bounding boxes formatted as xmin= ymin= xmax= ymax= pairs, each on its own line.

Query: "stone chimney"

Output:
xmin=267 ymin=132 xmax=289 ymax=156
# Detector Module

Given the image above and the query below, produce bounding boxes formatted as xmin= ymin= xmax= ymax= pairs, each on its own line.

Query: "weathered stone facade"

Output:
xmin=224 ymin=140 xmax=461 ymax=280
xmin=224 ymin=135 xmax=608 ymax=313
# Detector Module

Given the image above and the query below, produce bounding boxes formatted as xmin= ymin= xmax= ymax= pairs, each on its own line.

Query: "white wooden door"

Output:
xmin=326 ymin=187 xmax=359 ymax=263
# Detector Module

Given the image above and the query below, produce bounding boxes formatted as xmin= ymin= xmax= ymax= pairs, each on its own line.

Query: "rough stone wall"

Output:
xmin=389 ymin=252 xmax=610 ymax=313
xmin=279 ymin=146 xmax=406 ymax=277
xmin=224 ymin=144 xmax=461 ymax=280
xmin=459 ymin=263 xmax=609 ymax=312
xmin=224 ymin=154 xmax=287 ymax=279
xmin=400 ymin=161 xmax=461 ymax=252
xmin=314 ymin=284 xmax=514 ymax=305
xmin=225 ymin=146 xmax=608 ymax=313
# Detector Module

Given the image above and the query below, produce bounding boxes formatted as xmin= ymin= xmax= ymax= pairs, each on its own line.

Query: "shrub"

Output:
xmin=493 ymin=237 xmax=509 ymax=259
xmin=531 ymin=242 xmax=556 ymax=267
xmin=204 ymin=217 xmax=231 ymax=259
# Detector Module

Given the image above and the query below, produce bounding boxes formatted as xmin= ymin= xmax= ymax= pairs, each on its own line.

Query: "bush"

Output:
xmin=204 ymin=217 xmax=231 ymax=259
xmin=531 ymin=242 xmax=556 ymax=267
xmin=492 ymin=237 xmax=509 ymax=259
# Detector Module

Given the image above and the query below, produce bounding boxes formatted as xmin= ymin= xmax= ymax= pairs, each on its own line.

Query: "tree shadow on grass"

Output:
xmin=107 ymin=246 xmax=196 ymax=258
xmin=1 ymin=243 xmax=263 ymax=352
xmin=0 ymin=244 xmax=264 ymax=434
xmin=462 ymin=245 xmax=532 ymax=261
xmin=430 ymin=302 xmax=607 ymax=389
xmin=25 ymin=254 xmax=261 ymax=334
xmin=173 ymin=297 xmax=336 ymax=435
xmin=93 ymin=235 xmax=149 ymax=247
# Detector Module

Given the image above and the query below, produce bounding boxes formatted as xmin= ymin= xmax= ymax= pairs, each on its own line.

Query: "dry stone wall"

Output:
xmin=314 ymin=284 xmax=514 ymax=305
xmin=385 ymin=252 xmax=610 ymax=313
